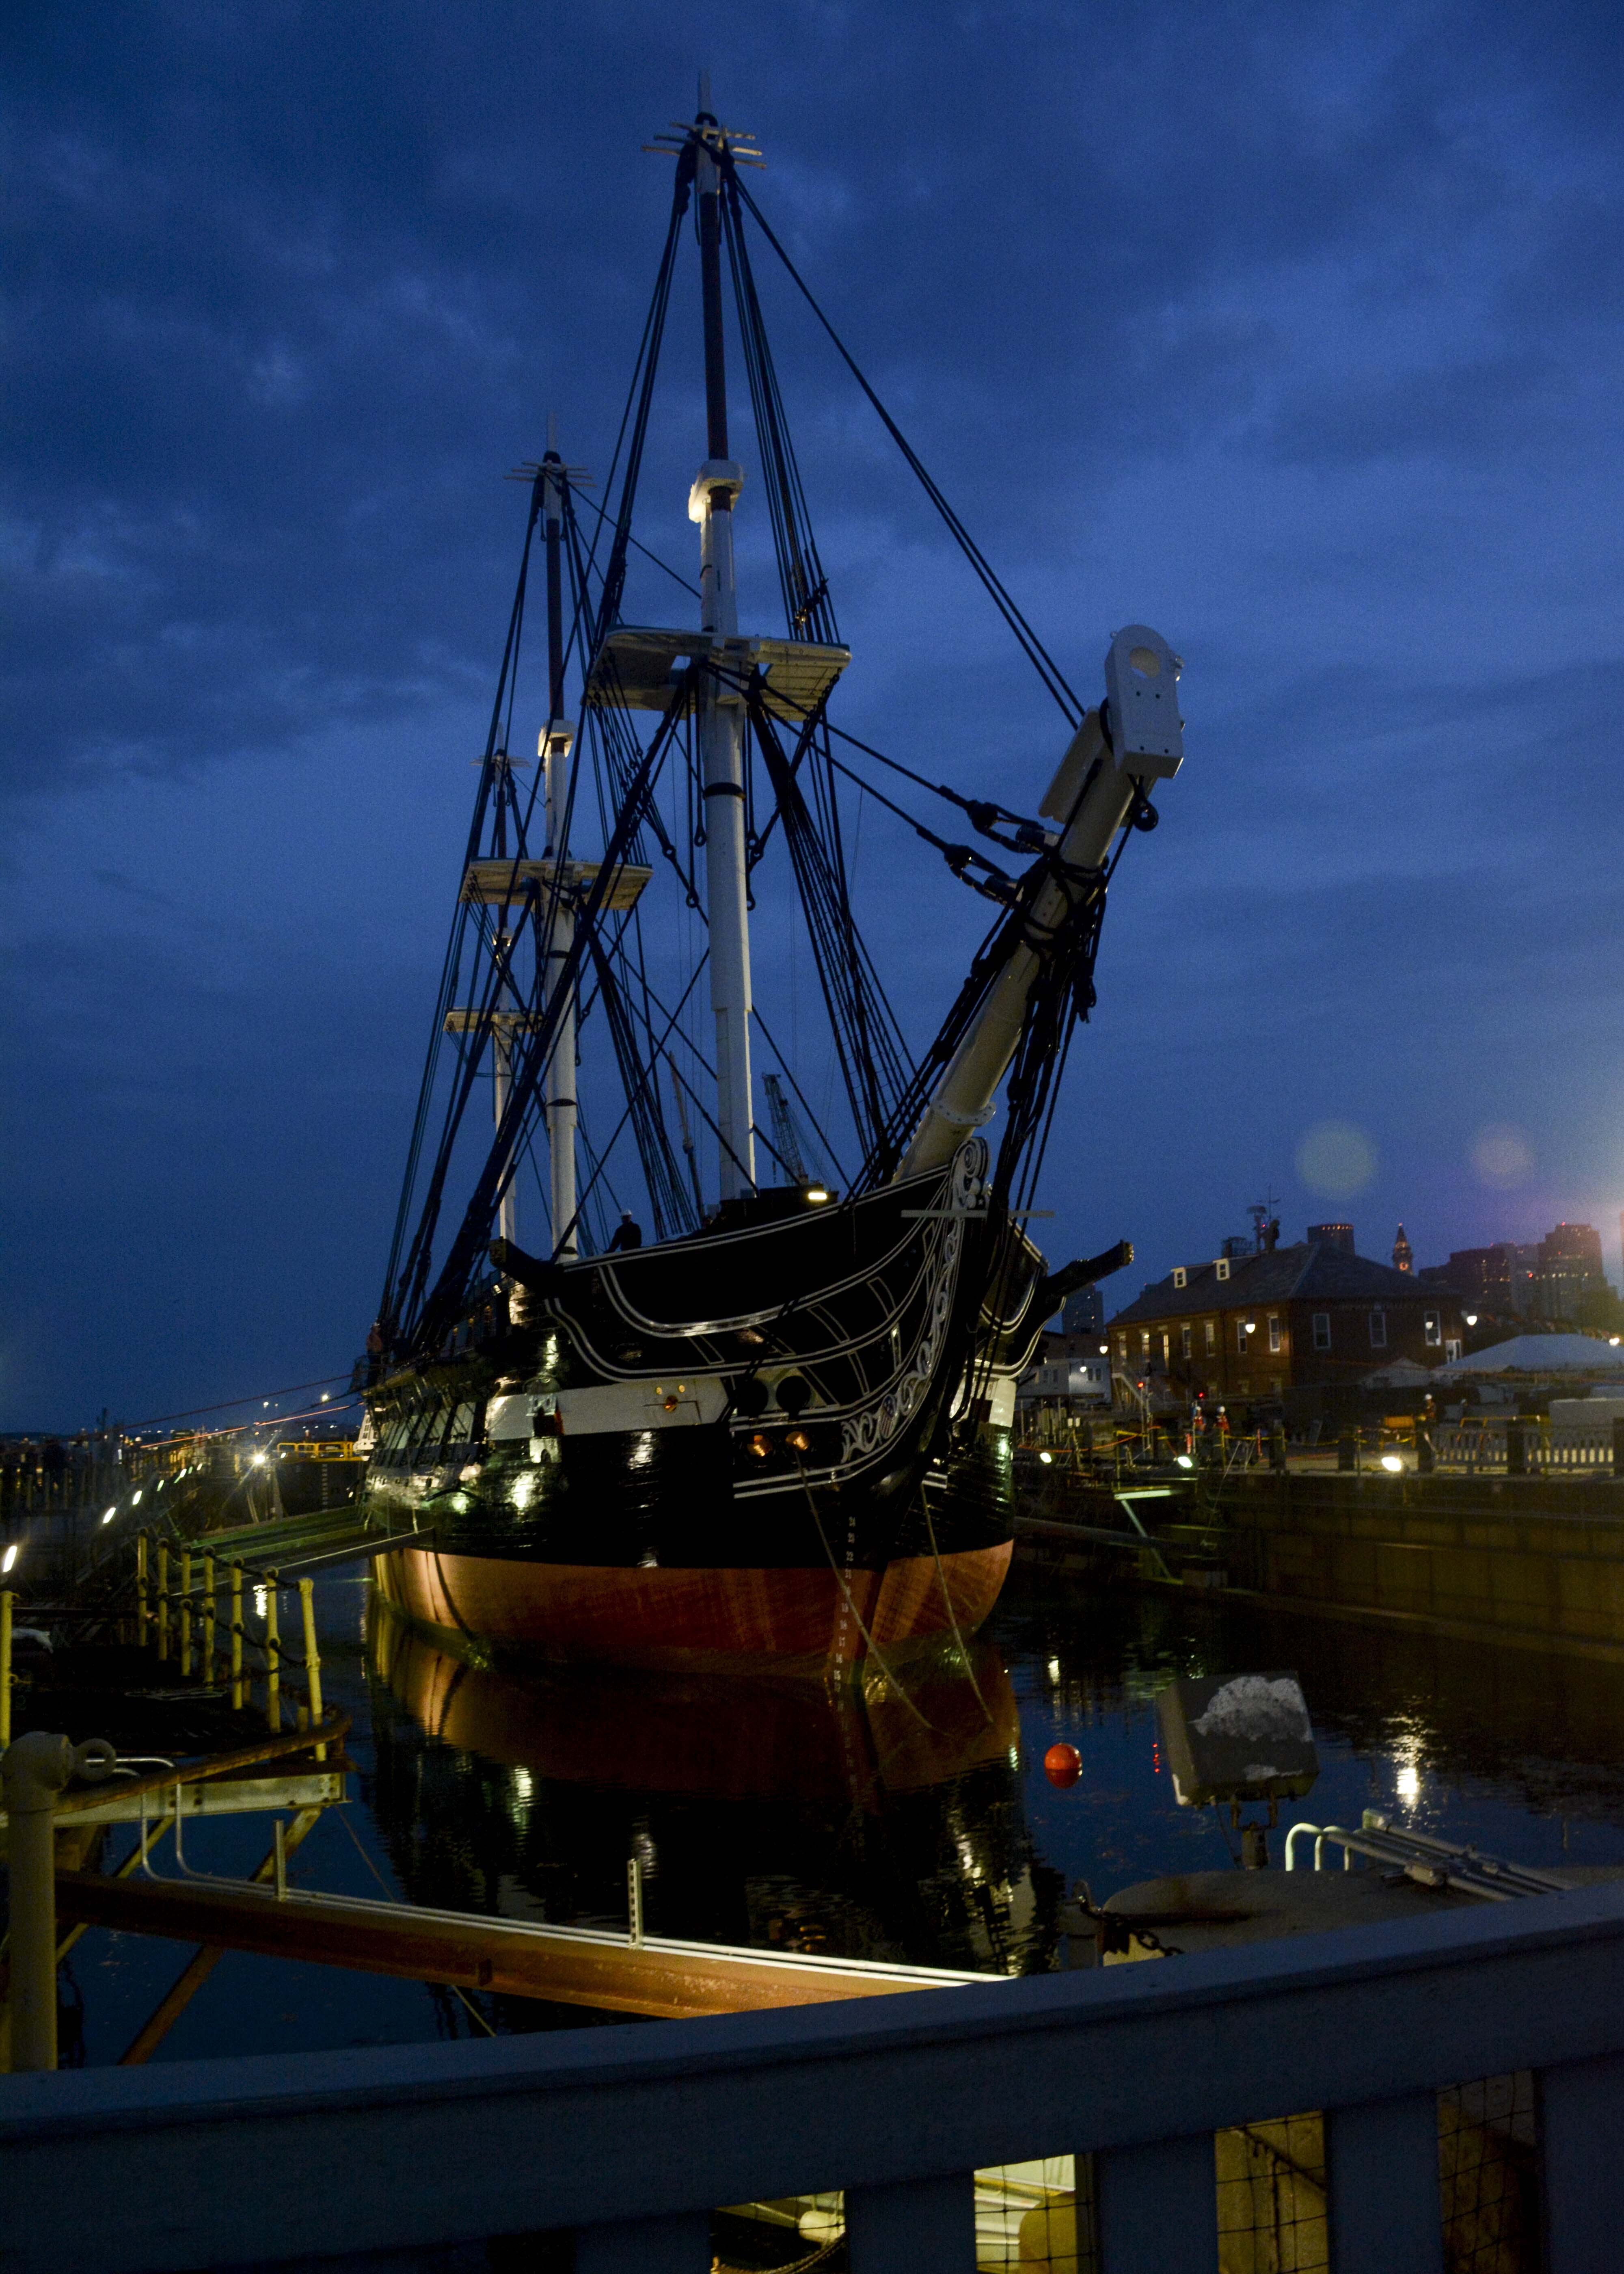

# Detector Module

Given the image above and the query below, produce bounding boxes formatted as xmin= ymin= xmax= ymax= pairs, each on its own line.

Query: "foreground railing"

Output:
xmin=4 ymin=1881 xmax=1624 ymax=2270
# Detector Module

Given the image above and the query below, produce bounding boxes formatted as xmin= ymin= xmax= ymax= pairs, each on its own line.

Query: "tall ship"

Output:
xmin=358 ymin=87 xmax=1185 ymax=1669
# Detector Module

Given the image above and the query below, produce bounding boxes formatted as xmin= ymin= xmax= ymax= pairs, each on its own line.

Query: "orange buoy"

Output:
xmin=1043 ymin=1742 xmax=1082 ymax=1789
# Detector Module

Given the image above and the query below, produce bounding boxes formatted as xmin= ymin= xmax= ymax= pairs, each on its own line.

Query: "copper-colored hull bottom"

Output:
xmin=372 ymin=1540 xmax=1013 ymax=1672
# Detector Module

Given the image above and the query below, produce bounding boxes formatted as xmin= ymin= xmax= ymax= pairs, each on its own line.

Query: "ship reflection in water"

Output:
xmin=365 ymin=1596 xmax=1061 ymax=1976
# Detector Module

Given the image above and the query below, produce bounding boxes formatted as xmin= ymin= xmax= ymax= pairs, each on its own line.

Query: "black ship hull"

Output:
xmin=363 ymin=1139 xmax=1044 ymax=1669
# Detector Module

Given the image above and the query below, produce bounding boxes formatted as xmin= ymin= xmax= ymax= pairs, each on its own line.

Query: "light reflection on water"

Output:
xmin=64 ymin=1561 xmax=1624 ymax=2063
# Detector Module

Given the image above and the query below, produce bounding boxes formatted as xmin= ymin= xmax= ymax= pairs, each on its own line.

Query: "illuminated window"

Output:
xmin=1445 ymin=1338 xmax=1462 ymax=1362
xmin=1181 ymin=1324 xmax=1192 ymax=1360
xmin=1423 ymin=1311 xmax=1441 ymax=1348
xmin=1267 ymin=1314 xmax=1281 ymax=1353
xmin=1140 ymin=1330 xmax=1151 ymax=1360
xmin=1313 ymin=1313 xmax=1331 ymax=1351
xmin=1204 ymin=1320 xmax=1216 ymax=1355
xmin=1237 ymin=1319 xmax=1249 ymax=1355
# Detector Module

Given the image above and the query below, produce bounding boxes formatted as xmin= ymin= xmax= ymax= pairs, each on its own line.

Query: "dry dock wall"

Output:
xmin=1183 ymin=1476 xmax=1624 ymax=1659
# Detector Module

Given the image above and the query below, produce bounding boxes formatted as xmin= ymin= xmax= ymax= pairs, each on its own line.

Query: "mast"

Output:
xmin=540 ymin=421 xmax=579 ymax=1257
xmin=896 ymin=626 xmax=1185 ymax=1180
xmin=691 ymin=77 xmax=756 ymax=1200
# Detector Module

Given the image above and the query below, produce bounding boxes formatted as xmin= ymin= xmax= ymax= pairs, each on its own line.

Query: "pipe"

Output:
xmin=1 ymin=1732 xmax=115 ymax=2071
xmin=298 ymin=1578 xmax=324 ymax=1761
xmin=265 ymin=1574 xmax=281 ymax=1732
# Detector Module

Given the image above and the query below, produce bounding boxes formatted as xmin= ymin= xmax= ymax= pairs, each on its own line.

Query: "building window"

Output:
xmin=1424 ymin=1311 xmax=1441 ymax=1348
xmin=1238 ymin=1378 xmax=1250 ymax=1394
xmin=1312 ymin=1313 xmax=1331 ymax=1352
xmin=1204 ymin=1320 xmax=1216 ymax=1355
xmin=1369 ymin=1308 xmax=1387 ymax=1350
xmin=1115 ymin=1336 xmax=1127 ymax=1364
xmin=1237 ymin=1319 xmax=1250 ymax=1355
xmin=1173 ymin=1267 xmax=1187 ymax=1290
xmin=1140 ymin=1331 xmax=1151 ymax=1360
xmin=1181 ymin=1324 xmax=1192 ymax=1360
xmin=1445 ymin=1338 xmax=1462 ymax=1362
xmin=1267 ymin=1314 xmax=1281 ymax=1354
xmin=1160 ymin=1331 xmax=1169 ymax=1364
xmin=1216 ymin=1258 xmax=1231 ymax=1283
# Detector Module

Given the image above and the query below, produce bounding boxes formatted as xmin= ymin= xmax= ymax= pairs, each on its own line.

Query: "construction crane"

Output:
xmin=763 ymin=1073 xmax=809 ymax=1184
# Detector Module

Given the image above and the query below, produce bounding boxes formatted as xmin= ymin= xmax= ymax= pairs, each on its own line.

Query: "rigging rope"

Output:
xmin=728 ymin=166 xmax=1083 ymax=726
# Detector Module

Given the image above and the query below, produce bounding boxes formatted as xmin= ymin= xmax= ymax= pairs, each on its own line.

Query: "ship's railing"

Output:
xmin=6 ymin=1880 xmax=1624 ymax=2269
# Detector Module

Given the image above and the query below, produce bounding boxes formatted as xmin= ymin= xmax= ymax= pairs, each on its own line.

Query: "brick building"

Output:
xmin=1107 ymin=1240 xmax=1469 ymax=1429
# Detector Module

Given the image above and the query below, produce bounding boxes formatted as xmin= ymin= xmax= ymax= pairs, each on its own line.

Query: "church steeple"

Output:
xmin=1392 ymin=1223 xmax=1413 ymax=1273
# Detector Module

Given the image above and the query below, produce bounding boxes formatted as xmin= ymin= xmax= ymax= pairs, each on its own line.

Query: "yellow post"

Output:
xmin=203 ymin=1554 xmax=216 ymax=1684
xmin=230 ymin=1563 xmax=244 ymax=1713
xmin=0 ymin=1590 xmax=12 ymax=1751
xmin=136 ymin=1533 xmax=150 ymax=1645
xmin=157 ymin=1545 xmax=170 ymax=1662
xmin=179 ymin=1550 xmax=192 ymax=1678
xmin=265 ymin=1574 xmax=281 ymax=1732
xmin=298 ymin=1577 xmax=324 ymax=1759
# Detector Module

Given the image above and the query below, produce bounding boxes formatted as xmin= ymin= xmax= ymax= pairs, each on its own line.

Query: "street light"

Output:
xmin=1464 ymin=1314 xmax=1478 ymax=1326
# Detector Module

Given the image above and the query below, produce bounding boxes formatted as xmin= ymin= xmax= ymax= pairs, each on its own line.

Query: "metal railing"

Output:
xmin=5 ymin=1877 xmax=1624 ymax=2268
xmin=1432 ymin=1422 xmax=1619 ymax=1475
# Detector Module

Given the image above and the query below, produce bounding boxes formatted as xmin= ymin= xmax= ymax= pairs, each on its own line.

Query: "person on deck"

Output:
xmin=607 ymin=1212 xmax=643 ymax=1252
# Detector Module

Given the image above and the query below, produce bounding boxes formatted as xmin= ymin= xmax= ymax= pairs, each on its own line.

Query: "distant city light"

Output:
xmin=1380 ymin=1453 xmax=1404 ymax=1473
xmin=320 ymin=1392 xmax=331 ymax=1403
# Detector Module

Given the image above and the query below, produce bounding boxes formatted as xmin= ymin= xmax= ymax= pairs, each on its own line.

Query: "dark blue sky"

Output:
xmin=5 ymin=2 xmax=1623 ymax=1427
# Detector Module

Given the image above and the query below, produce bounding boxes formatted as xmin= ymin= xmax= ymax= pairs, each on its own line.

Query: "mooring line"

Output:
xmin=919 ymin=1491 xmax=995 ymax=1729
xmin=797 ymin=1460 xmax=939 ymax=1733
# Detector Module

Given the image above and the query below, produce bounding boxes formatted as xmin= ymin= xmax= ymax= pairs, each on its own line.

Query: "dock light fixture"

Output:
xmin=101 ymin=1507 xmax=117 ymax=1525
xmin=1380 ymin=1453 xmax=1404 ymax=1474
xmin=1175 ymin=1454 xmax=1194 ymax=1470
xmin=1038 ymin=1450 xmax=1054 ymax=1464
xmin=806 ymin=1184 xmax=831 ymax=1204
xmin=251 ymin=1451 xmax=268 ymax=1466
xmin=131 ymin=1489 xmax=142 ymax=1506
xmin=1 ymin=1542 xmax=18 ymax=1574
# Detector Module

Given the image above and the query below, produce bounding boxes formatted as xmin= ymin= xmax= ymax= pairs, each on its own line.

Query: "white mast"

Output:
xmin=692 ymin=78 xmax=756 ymax=1201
